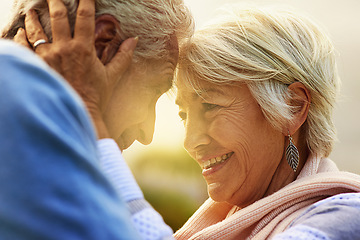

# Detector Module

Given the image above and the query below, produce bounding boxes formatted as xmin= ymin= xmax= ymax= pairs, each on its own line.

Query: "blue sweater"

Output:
xmin=0 ymin=40 xmax=140 ymax=239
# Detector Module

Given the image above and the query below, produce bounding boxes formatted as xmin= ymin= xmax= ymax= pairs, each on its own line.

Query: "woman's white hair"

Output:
xmin=2 ymin=0 xmax=194 ymax=61
xmin=177 ymin=6 xmax=340 ymax=157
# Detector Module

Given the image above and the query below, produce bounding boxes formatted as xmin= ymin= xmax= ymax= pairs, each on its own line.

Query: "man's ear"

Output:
xmin=95 ymin=14 xmax=123 ymax=65
xmin=283 ymin=82 xmax=311 ymax=135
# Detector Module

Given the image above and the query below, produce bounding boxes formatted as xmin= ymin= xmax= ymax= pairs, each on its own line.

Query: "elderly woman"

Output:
xmin=174 ymin=7 xmax=360 ymax=239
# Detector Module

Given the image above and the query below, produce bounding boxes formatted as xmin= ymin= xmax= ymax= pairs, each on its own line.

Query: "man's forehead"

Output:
xmin=167 ymin=34 xmax=179 ymax=66
xmin=143 ymin=60 xmax=175 ymax=91
xmin=137 ymin=35 xmax=179 ymax=91
xmin=167 ymin=34 xmax=179 ymax=52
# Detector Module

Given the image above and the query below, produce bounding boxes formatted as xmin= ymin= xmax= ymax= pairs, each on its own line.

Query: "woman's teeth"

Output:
xmin=202 ymin=152 xmax=233 ymax=169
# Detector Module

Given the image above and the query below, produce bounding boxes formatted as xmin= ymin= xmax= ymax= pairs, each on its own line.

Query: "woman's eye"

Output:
xmin=202 ymin=103 xmax=218 ymax=111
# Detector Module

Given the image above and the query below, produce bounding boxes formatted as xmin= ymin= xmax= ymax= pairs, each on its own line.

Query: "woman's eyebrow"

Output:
xmin=196 ymin=88 xmax=226 ymax=98
xmin=175 ymin=87 xmax=227 ymax=106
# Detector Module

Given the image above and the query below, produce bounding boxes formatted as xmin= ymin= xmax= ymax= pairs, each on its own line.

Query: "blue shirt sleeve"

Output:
xmin=0 ymin=40 xmax=140 ymax=239
xmin=273 ymin=192 xmax=360 ymax=240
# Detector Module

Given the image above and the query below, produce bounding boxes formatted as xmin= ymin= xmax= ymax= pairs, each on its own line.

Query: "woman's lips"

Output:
xmin=201 ymin=152 xmax=234 ymax=169
xmin=201 ymin=152 xmax=234 ymax=176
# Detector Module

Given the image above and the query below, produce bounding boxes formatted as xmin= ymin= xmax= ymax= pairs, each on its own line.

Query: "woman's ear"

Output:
xmin=95 ymin=14 xmax=123 ymax=64
xmin=284 ymin=82 xmax=311 ymax=135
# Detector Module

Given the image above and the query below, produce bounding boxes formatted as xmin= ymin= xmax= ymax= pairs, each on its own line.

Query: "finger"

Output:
xmin=13 ymin=28 xmax=32 ymax=49
xmin=46 ymin=0 xmax=71 ymax=42
xmin=25 ymin=10 xmax=49 ymax=45
xmin=74 ymin=0 xmax=95 ymax=44
xmin=33 ymin=40 xmax=51 ymax=53
xmin=106 ymin=37 xmax=138 ymax=85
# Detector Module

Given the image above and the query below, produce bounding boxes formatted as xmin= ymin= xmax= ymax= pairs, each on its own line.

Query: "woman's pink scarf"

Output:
xmin=174 ymin=155 xmax=360 ymax=239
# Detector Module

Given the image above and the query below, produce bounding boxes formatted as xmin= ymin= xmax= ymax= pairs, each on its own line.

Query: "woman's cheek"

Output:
xmin=208 ymin=111 xmax=242 ymax=139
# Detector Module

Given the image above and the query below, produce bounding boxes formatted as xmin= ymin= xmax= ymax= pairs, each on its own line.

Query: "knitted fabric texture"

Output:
xmin=98 ymin=139 xmax=174 ymax=240
xmin=98 ymin=139 xmax=144 ymax=201
xmin=174 ymin=154 xmax=360 ymax=239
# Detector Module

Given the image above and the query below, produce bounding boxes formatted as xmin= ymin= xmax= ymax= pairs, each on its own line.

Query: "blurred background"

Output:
xmin=1 ymin=0 xmax=359 ymax=231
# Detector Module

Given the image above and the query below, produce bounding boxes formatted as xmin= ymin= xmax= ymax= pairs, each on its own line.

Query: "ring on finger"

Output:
xmin=33 ymin=39 xmax=48 ymax=50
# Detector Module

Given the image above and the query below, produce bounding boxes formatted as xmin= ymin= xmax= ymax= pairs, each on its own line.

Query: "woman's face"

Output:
xmin=176 ymin=80 xmax=285 ymax=207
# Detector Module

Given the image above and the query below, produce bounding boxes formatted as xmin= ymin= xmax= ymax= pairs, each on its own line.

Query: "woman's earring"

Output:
xmin=286 ymin=134 xmax=299 ymax=172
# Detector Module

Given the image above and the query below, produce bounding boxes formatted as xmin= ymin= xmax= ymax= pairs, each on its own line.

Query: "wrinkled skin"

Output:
xmin=176 ymin=79 xmax=310 ymax=207
xmin=14 ymin=0 xmax=179 ymax=150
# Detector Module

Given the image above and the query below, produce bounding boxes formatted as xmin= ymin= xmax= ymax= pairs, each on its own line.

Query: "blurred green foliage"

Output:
xmin=129 ymin=147 xmax=208 ymax=231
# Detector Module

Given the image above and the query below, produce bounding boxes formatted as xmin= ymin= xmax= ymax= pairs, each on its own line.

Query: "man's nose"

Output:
xmin=183 ymin=114 xmax=211 ymax=153
xmin=137 ymin=108 xmax=156 ymax=145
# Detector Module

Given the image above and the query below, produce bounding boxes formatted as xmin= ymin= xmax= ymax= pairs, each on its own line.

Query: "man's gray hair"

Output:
xmin=2 ymin=0 xmax=194 ymax=61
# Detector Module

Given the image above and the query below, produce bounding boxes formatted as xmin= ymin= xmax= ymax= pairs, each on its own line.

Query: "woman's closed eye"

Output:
xmin=202 ymin=103 xmax=219 ymax=111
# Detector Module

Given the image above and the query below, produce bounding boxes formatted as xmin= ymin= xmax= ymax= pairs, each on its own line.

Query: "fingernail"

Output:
xmin=122 ymin=37 xmax=138 ymax=52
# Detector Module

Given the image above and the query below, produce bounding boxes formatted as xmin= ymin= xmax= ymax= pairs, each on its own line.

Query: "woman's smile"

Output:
xmin=200 ymin=152 xmax=234 ymax=176
xmin=176 ymin=80 xmax=286 ymax=204
xmin=200 ymin=152 xmax=234 ymax=169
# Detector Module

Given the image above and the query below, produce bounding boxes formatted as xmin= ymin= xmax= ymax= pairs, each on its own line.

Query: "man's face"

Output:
xmin=103 ymin=41 xmax=179 ymax=151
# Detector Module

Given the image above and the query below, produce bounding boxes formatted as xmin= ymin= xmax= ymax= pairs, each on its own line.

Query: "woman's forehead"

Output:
xmin=176 ymin=79 xmax=242 ymax=107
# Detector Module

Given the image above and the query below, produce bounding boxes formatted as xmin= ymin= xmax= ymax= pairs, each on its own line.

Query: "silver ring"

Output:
xmin=33 ymin=39 xmax=47 ymax=50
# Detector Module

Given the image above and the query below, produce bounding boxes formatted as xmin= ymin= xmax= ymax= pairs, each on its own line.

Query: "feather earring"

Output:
xmin=286 ymin=135 xmax=299 ymax=172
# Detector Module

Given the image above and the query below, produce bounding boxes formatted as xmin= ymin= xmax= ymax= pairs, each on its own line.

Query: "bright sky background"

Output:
xmin=1 ymin=0 xmax=360 ymax=172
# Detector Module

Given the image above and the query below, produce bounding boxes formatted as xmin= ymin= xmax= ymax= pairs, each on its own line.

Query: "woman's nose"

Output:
xmin=184 ymin=115 xmax=211 ymax=152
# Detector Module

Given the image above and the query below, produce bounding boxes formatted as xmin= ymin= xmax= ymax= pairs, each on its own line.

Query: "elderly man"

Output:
xmin=0 ymin=0 xmax=193 ymax=239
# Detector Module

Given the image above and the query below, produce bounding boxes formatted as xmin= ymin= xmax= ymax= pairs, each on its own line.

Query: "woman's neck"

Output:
xmin=264 ymin=131 xmax=309 ymax=197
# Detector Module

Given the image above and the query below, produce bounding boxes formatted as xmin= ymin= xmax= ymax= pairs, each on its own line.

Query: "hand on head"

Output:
xmin=13 ymin=0 xmax=138 ymax=138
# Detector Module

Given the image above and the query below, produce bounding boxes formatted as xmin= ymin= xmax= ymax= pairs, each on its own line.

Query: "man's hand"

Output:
xmin=14 ymin=0 xmax=137 ymax=139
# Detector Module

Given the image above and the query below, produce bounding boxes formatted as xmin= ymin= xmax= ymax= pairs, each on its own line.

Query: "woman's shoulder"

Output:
xmin=273 ymin=192 xmax=360 ymax=240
